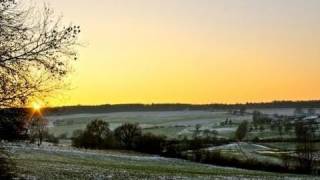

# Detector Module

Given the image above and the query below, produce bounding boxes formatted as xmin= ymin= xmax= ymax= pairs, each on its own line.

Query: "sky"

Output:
xmin=44 ymin=0 xmax=320 ymax=106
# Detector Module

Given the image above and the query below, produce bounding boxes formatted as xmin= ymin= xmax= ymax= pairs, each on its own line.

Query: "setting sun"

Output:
xmin=1 ymin=1 xmax=320 ymax=179
xmin=32 ymin=102 xmax=42 ymax=111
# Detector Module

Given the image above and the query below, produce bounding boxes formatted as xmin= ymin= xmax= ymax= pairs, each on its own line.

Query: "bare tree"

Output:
xmin=295 ymin=121 xmax=317 ymax=173
xmin=0 ymin=0 xmax=80 ymax=108
xmin=0 ymin=1 xmax=80 ymax=177
xmin=114 ymin=123 xmax=142 ymax=149
xmin=29 ymin=116 xmax=48 ymax=146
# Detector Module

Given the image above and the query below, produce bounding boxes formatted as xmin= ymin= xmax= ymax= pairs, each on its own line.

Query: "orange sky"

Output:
xmin=46 ymin=0 xmax=320 ymax=106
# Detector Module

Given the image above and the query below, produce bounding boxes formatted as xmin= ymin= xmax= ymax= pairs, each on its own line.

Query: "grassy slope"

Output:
xmin=5 ymin=143 xmax=317 ymax=180
xmin=47 ymin=111 xmax=251 ymax=139
xmin=48 ymin=110 xmax=320 ymax=141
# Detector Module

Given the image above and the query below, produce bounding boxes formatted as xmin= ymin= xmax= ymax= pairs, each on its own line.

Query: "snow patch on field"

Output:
xmin=206 ymin=143 xmax=272 ymax=152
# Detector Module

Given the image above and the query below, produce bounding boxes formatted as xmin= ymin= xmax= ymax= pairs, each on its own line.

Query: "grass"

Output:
xmin=47 ymin=111 xmax=252 ymax=139
xmin=260 ymin=142 xmax=320 ymax=151
xmin=203 ymin=142 xmax=284 ymax=165
xmin=143 ymin=126 xmax=186 ymax=139
xmin=43 ymin=110 xmax=320 ymax=178
xmin=5 ymin=143 xmax=318 ymax=180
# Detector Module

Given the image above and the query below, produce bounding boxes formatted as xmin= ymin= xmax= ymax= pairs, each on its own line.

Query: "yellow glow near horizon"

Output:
xmin=45 ymin=0 xmax=320 ymax=106
xmin=32 ymin=102 xmax=42 ymax=111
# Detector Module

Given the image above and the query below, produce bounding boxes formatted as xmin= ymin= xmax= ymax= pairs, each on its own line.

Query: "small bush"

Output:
xmin=71 ymin=129 xmax=84 ymax=148
xmin=45 ymin=133 xmax=59 ymax=145
xmin=188 ymin=150 xmax=294 ymax=174
xmin=134 ymin=133 xmax=166 ymax=154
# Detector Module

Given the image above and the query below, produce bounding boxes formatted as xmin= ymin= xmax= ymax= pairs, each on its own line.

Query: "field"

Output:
xmin=47 ymin=108 xmax=320 ymax=140
xmin=3 ymin=109 xmax=319 ymax=179
xmin=47 ymin=110 xmax=251 ymax=139
xmin=3 ymin=142 xmax=318 ymax=180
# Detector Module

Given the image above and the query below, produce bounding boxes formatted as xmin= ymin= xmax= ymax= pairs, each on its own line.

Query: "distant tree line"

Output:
xmin=44 ymin=100 xmax=320 ymax=115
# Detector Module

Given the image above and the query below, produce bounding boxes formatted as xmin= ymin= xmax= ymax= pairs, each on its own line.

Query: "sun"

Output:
xmin=32 ymin=102 xmax=42 ymax=111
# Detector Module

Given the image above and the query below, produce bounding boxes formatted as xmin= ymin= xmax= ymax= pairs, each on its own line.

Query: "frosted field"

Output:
xmin=3 ymin=142 xmax=318 ymax=180
xmin=46 ymin=109 xmax=320 ymax=139
xmin=247 ymin=108 xmax=320 ymax=116
xmin=203 ymin=143 xmax=284 ymax=165
xmin=6 ymin=109 xmax=319 ymax=179
xmin=46 ymin=111 xmax=251 ymax=138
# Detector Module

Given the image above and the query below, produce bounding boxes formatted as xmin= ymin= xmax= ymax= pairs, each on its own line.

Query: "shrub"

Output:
xmin=45 ymin=133 xmax=59 ymax=145
xmin=134 ymin=133 xmax=166 ymax=154
xmin=71 ymin=129 xmax=84 ymax=148
xmin=114 ymin=123 xmax=142 ymax=149
xmin=162 ymin=138 xmax=194 ymax=158
xmin=71 ymin=119 xmax=116 ymax=149
xmin=189 ymin=150 xmax=294 ymax=174
xmin=235 ymin=120 xmax=249 ymax=141
xmin=0 ymin=108 xmax=28 ymax=141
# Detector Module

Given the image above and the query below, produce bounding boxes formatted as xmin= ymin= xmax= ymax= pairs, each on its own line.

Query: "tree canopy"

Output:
xmin=235 ymin=120 xmax=249 ymax=142
xmin=0 ymin=0 xmax=80 ymax=107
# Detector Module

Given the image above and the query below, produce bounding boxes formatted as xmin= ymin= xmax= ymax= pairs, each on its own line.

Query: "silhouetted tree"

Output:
xmin=235 ymin=121 xmax=249 ymax=142
xmin=71 ymin=129 xmax=84 ymax=147
xmin=134 ymin=133 xmax=166 ymax=154
xmin=44 ymin=133 xmax=59 ymax=145
xmin=235 ymin=120 xmax=249 ymax=159
xmin=295 ymin=121 xmax=316 ymax=173
xmin=0 ymin=108 xmax=28 ymax=141
xmin=72 ymin=119 xmax=115 ymax=149
xmin=0 ymin=0 xmax=80 ymax=177
xmin=252 ymin=110 xmax=262 ymax=129
xmin=0 ymin=0 xmax=80 ymax=108
xmin=86 ymin=120 xmax=110 ymax=146
xmin=29 ymin=116 xmax=48 ymax=146
xmin=114 ymin=123 xmax=142 ymax=149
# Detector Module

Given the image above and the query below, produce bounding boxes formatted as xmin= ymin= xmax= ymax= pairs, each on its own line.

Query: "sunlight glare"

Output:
xmin=32 ymin=102 xmax=42 ymax=111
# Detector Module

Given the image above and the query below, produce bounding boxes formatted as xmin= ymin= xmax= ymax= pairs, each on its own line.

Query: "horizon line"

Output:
xmin=44 ymin=99 xmax=320 ymax=108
